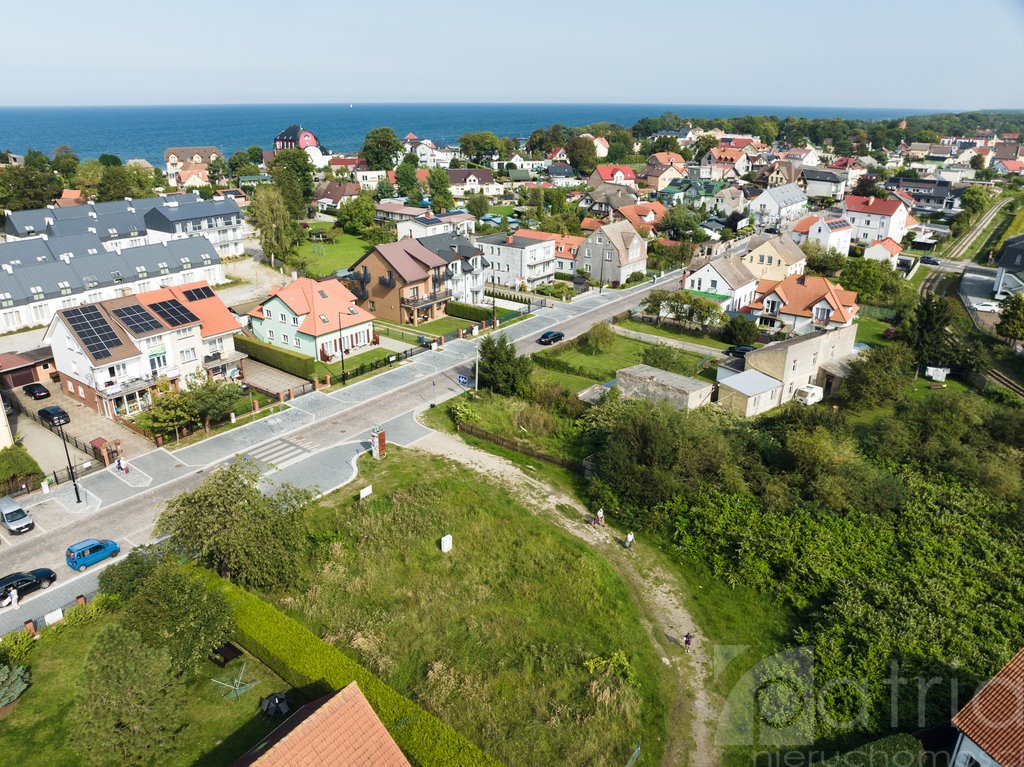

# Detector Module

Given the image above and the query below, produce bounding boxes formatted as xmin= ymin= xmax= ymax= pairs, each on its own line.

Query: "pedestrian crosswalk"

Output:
xmin=243 ymin=435 xmax=315 ymax=470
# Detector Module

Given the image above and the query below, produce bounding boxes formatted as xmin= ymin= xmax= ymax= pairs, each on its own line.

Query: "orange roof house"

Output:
xmin=590 ymin=165 xmax=637 ymax=183
xmin=951 ymin=647 xmax=1024 ymax=767
xmin=248 ymin=277 xmax=374 ymax=338
xmin=233 ymin=682 xmax=411 ymax=767
xmin=514 ymin=229 xmax=586 ymax=260
xmin=747 ymin=274 xmax=859 ymax=334
xmin=614 ymin=202 xmax=666 ymax=234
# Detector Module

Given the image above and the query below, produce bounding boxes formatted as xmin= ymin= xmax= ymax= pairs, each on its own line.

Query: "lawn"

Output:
xmin=313 ymin=346 xmax=395 ymax=379
xmin=533 ymin=366 xmax=605 ymax=393
xmin=0 ymin=617 xmax=291 ymax=767
xmin=297 ymin=222 xmax=371 ymax=276
xmin=543 ymin=334 xmax=706 ymax=382
xmin=409 ymin=315 xmax=475 ymax=336
xmin=486 ymin=204 xmax=514 ymax=217
xmin=618 ymin=317 xmax=734 ymax=350
xmin=854 ymin=315 xmax=895 ymax=347
xmin=294 ymin=449 xmax=667 ymax=767
xmin=907 ymin=265 xmax=932 ymax=291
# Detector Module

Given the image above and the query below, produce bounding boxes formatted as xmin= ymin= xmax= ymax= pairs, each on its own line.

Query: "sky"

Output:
xmin=4 ymin=0 xmax=1024 ymax=109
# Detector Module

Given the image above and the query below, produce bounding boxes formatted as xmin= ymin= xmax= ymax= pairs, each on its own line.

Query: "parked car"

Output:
xmin=920 ymin=256 xmax=941 ymax=266
xmin=0 ymin=495 xmax=33 ymax=534
xmin=882 ymin=327 xmax=900 ymax=339
xmin=725 ymin=345 xmax=756 ymax=358
xmin=38 ymin=406 xmax=70 ymax=427
xmin=65 ymin=539 xmax=120 ymax=571
xmin=0 ymin=569 xmax=56 ymax=600
xmin=22 ymin=383 xmax=50 ymax=400
xmin=537 ymin=331 xmax=565 ymax=345
xmin=1 ymin=393 xmax=11 ymax=415
xmin=973 ymin=302 xmax=1002 ymax=313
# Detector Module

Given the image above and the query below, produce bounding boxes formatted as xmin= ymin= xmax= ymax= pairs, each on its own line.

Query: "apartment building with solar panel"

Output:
xmin=42 ymin=281 xmax=244 ymax=419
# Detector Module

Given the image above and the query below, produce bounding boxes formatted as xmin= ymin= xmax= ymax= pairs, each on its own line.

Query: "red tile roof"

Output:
xmin=137 ymin=281 xmax=239 ymax=338
xmin=953 ymin=648 xmax=1024 ymax=767
xmin=247 ymin=277 xmax=375 ymax=336
xmin=592 ymin=165 xmax=636 ymax=181
xmin=749 ymin=274 xmax=859 ymax=323
xmin=616 ymin=202 xmax=666 ymax=231
xmin=793 ymin=215 xmax=820 ymax=235
xmin=546 ymin=146 xmax=565 ymax=160
xmin=234 ymin=682 xmax=411 ymax=767
xmin=514 ymin=229 xmax=586 ymax=255
xmin=648 ymin=151 xmax=684 ymax=166
xmin=870 ymin=237 xmax=902 ymax=255
xmin=844 ymin=194 xmax=905 ymax=217
xmin=581 ymin=216 xmax=603 ymax=231
xmin=710 ymin=147 xmax=745 ymax=164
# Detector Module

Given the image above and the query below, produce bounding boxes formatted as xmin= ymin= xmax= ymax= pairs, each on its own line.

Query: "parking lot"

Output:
xmin=5 ymin=410 xmax=92 ymax=476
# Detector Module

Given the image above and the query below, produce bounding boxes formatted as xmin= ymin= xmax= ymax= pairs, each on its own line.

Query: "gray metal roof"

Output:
xmin=3 ymin=194 xmax=203 ymax=237
xmin=801 ymin=168 xmax=842 ymax=183
xmin=416 ymin=233 xmax=481 ymax=264
xmin=144 ymin=199 xmax=241 ymax=229
xmin=0 ymin=234 xmax=105 ymax=267
xmin=761 ymin=183 xmax=807 ymax=207
xmin=719 ymin=369 xmax=782 ymax=397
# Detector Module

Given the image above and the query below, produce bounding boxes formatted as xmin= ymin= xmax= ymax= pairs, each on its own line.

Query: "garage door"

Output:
xmin=2 ymin=369 xmax=36 ymax=388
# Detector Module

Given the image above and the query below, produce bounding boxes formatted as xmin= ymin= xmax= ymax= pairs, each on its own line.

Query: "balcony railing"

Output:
xmin=400 ymin=290 xmax=452 ymax=308
xmin=378 ymin=275 xmax=396 ymax=288
xmin=353 ymin=270 xmax=371 ymax=284
xmin=352 ymin=285 xmax=368 ymax=301
xmin=762 ymin=305 xmax=780 ymax=317
xmin=99 ymin=367 xmax=180 ymax=397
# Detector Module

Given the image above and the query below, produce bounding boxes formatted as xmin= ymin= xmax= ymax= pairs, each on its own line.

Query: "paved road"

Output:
xmin=0 ymin=272 xmax=681 ymax=634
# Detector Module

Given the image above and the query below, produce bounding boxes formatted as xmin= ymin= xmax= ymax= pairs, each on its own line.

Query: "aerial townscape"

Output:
xmin=1 ymin=3 xmax=1024 ymax=767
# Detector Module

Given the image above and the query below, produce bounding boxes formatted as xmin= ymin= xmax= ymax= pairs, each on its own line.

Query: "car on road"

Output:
xmin=537 ymin=331 xmax=565 ymax=345
xmin=38 ymin=405 xmax=70 ymax=427
xmin=973 ymin=302 xmax=1002 ymax=313
xmin=0 ymin=495 xmax=34 ymax=535
xmin=0 ymin=569 xmax=57 ymax=600
xmin=725 ymin=345 xmax=756 ymax=358
xmin=65 ymin=539 xmax=120 ymax=571
xmin=22 ymin=383 xmax=50 ymax=400
xmin=920 ymin=256 xmax=941 ymax=266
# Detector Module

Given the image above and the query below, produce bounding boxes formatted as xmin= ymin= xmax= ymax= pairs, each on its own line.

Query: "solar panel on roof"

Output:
xmin=182 ymin=286 xmax=214 ymax=302
xmin=113 ymin=305 xmax=163 ymax=334
xmin=150 ymin=299 xmax=199 ymax=327
xmin=64 ymin=305 xmax=123 ymax=360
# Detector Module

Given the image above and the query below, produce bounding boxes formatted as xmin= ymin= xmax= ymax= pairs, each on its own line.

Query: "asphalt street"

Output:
xmin=0 ymin=272 xmax=681 ymax=634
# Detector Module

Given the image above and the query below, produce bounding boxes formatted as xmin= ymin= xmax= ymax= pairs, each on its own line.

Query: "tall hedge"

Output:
xmin=445 ymin=301 xmax=492 ymax=323
xmin=205 ymin=575 xmax=502 ymax=767
xmin=233 ymin=334 xmax=315 ymax=379
xmin=818 ymin=734 xmax=925 ymax=767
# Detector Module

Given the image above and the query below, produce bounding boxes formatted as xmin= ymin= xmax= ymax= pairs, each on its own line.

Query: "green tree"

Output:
xmin=23 ymin=149 xmax=51 ymax=171
xmin=959 ymin=186 xmax=988 ymax=218
xmin=0 ymin=663 xmax=29 ymax=707
xmin=75 ymin=624 xmax=184 ymax=767
xmin=269 ymin=148 xmax=315 ymax=201
xmin=184 ymin=369 xmax=243 ymax=432
xmin=543 ymin=187 xmax=567 ymax=214
xmin=801 ymin=240 xmax=846 ymax=276
xmin=428 ymin=167 xmax=454 ymax=212
xmin=458 ymin=131 xmax=502 ymax=161
xmin=246 ymin=145 xmax=265 ymax=165
xmin=227 ymin=151 xmax=253 ymax=175
xmin=565 ymin=136 xmax=598 ymax=175
xmin=206 ymin=156 xmax=229 ymax=185
xmin=723 ymin=314 xmax=759 ymax=345
xmin=124 ymin=563 xmax=233 ymax=674
xmin=360 ymin=127 xmax=403 ymax=170
xmin=98 ymin=546 xmax=164 ymax=601
xmin=466 ymin=192 xmax=489 ymax=219
xmin=135 ymin=378 xmax=198 ymax=442
xmin=996 ymin=293 xmax=1024 ymax=349
xmin=477 ymin=333 xmax=532 ymax=396
xmin=97 ymin=153 xmax=122 ymax=167
xmin=156 ymin=460 xmax=315 ymax=589
xmin=582 ymin=321 xmax=615 ymax=352
xmin=249 ymin=185 xmax=299 ymax=267
xmin=375 ymin=175 xmax=396 ymax=201
xmin=270 ymin=163 xmax=306 ymax=219
xmin=0 ymin=165 xmax=62 ymax=213
xmin=395 ymin=162 xmax=419 ymax=198
xmin=661 ymin=205 xmax=706 ymax=241
xmin=692 ymin=134 xmax=719 ymax=161
xmin=335 ymin=191 xmax=376 ymax=235
xmin=841 ymin=344 xmax=915 ymax=408
xmin=970 ymin=154 xmax=986 ymax=171
xmin=52 ymin=150 xmax=80 ymax=185
xmin=639 ymin=289 xmax=673 ymax=324
xmin=0 ymin=444 xmax=44 ymax=487
xmin=96 ymin=165 xmax=134 ymax=201
xmin=905 ymin=294 xmax=955 ymax=365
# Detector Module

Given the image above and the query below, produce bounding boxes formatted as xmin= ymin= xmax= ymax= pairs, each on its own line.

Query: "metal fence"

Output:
xmin=6 ymin=396 xmax=104 ymax=462
xmin=0 ymin=590 xmax=99 ymax=640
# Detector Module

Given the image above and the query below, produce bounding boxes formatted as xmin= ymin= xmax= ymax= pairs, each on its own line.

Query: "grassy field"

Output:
xmin=854 ymin=315 xmax=895 ymax=347
xmin=543 ymin=334 xmax=707 ymax=382
xmin=487 ymin=204 xmax=515 ymax=217
xmin=314 ymin=346 xmax=395 ymax=379
xmin=298 ymin=222 xmax=371 ymax=276
xmin=533 ymin=366 xmax=606 ymax=393
xmin=295 ymin=449 xmax=666 ymax=766
xmin=617 ymin=317 xmax=734 ymax=350
xmin=0 ymin=618 xmax=290 ymax=767
xmin=409 ymin=315 xmax=474 ymax=336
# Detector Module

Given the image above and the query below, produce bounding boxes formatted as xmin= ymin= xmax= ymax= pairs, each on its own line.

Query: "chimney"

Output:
xmin=506 ymin=233 xmax=514 ymax=245
xmin=867 ymin=196 xmax=875 ymax=206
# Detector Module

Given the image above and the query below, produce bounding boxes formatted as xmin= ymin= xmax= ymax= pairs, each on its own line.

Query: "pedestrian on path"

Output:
xmin=10 ymin=587 xmax=19 ymax=610
xmin=625 ymin=531 xmax=634 ymax=549
xmin=597 ymin=508 xmax=605 ymax=526
xmin=115 ymin=457 xmax=123 ymax=472
xmin=684 ymin=632 xmax=693 ymax=652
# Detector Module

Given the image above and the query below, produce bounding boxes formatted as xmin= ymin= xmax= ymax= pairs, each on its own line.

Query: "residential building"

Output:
xmin=546 ymin=147 xmax=568 ymax=163
xmin=514 ymin=229 xmax=585 ymax=274
xmin=355 ymin=169 xmax=388 ymax=190
xmin=547 ymin=163 xmax=578 ymax=187
xmin=314 ymin=181 xmax=362 ymax=212
xmin=659 ymin=179 xmax=726 ymax=210
xmin=577 ymin=221 xmax=648 ymax=285
xmin=701 ymin=147 xmax=751 ymax=177
xmin=0 ymin=235 xmax=225 ymax=334
xmin=580 ymin=133 xmax=610 ymax=158
xmin=402 ymin=134 xmax=460 ymax=168
xmin=756 ymin=160 xmax=802 ymax=188
xmin=232 ymin=681 xmax=410 ymax=767
xmin=716 ymin=369 xmax=784 ymax=417
xmin=395 ymin=211 xmax=476 ymax=240
xmin=840 ymin=195 xmax=910 ymax=243
xmin=163 ymin=146 xmax=222 ymax=178
xmin=617 ymin=364 xmax=713 ymax=411
xmin=791 ymin=216 xmax=853 ymax=256
xmin=828 ymin=156 xmax=868 ymax=187
xmin=143 ymin=198 xmax=246 ymax=258
xmin=864 ymin=238 xmax=903 ymax=268
xmin=994 ymin=235 xmax=1024 ymax=298
xmin=647 ymin=152 xmax=686 ymax=169
xmin=42 ymin=280 xmax=243 ymax=419
xmin=750 ymin=184 xmax=808 ymax=226
xmin=447 ymin=169 xmax=503 ymax=198
xmin=684 ymin=254 xmax=757 ymax=311
xmin=417 ymin=232 xmax=488 ymax=304
xmin=249 ymin=277 xmax=375 ymax=362
xmin=273 ymin=124 xmax=323 ymax=151
xmin=476 ymin=231 xmax=557 ymax=290
xmin=176 ymin=164 xmax=209 ymax=188
xmin=588 ymin=165 xmax=638 ymax=189
xmin=777 ymin=147 xmax=820 ymax=166
xmin=714 ymin=187 xmax=748 ymax=217
xmin=992 ymin=159 xmax=1024 ymax=175
xmin=348 ymin=239 xmax=452 ymax=325
xmin=883 ymin=177 xmax=962 ymax=212
xmin=374 ymin=201 xmax=425 ymax=226
xmin=949 ymin=646 xmax=1024 ymax=767
xmin=612 ymin=202 xmax=667 ymax=235
xmin=801 ymin=168 xmax=847 ymax=199
xmin=638 ymin=164 xmax=685 ymax=192
xmin=578 ymin=183 xmax=639 ymax=217
xmin=746 ymin=274 xmax=859 ymax=334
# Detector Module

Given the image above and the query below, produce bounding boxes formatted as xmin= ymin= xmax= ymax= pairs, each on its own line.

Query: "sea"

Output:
xmin=0 ymin=103 xmax=942 ymax=166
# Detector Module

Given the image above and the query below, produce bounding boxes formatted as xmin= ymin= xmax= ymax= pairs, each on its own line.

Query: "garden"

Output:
xmin=296 ymin=221 xmax=370 ymax=277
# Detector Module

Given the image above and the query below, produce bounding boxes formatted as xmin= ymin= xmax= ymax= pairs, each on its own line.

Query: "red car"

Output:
xmin=882 ymin=327 xmax=899 ymax=339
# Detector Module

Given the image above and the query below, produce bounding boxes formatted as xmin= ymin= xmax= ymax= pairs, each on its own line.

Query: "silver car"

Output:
xmin=0 ymin=495 xmax=34 ymax=535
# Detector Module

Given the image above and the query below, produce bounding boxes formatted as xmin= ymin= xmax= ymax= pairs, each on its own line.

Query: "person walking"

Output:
xmin=597 ymin=508 xmax=605 ymax=526
xmin=625 ymin=531 xmax=634 ymax=549
xmin=684 ymin=632 xmax=693 ymax=652
xmin=115 ymin=457 xmax=123 ymax=473
xmin=10 ymin=586 xmax=19 ymax=610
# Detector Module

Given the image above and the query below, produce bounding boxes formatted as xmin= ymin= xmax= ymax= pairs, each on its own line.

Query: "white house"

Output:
xmin=864 ymin=238 xmax=903 ymax=268
xmin=395 ymin=211 xmax=475 ymax=240
xmin=684 ymin=255 xmax=757 ymax=311
xmin=949 ymin=646 xmax=1024 ymax=767
xmin=792 ymin=215 xmax=853 ymax=256
xmin=475 ymin=231 xmax=557 ymax=290
xmin=751 ymin=184 xmax=808 ymax=227
xmin=447 ymin=169 xmax=503 ymax=199
xmin=801 ymin=168 xmax=847 ymax=199
xmin=747 ymin=274 xmax=859 ymax=335
xmin=417 ymin=232 xmax=489 ymax=305
xmin=143 ymin=198 xmax=247 ymax=258
xmin=577 ymin=221 xmax=648 ymax=285
xmin=355 ymin=169 xmax=388 ymax=190
xmin=840 ymin=195 xmax=910 ymax=244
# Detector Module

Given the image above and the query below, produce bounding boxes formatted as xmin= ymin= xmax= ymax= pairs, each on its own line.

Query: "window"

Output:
xmin=58 ymin=280 xmax=72 ymax=296
xmin=710 ymin=280 xmax=718 ymax=290
xmin=279 ymin=313 xmax=287 ymax=322
xmin=291 ymin=315 xmax=299 ymax=325
xmin=369 ymin=300 xmax=376 ymax=312
xmin=112 ymin=271 xmax=123 ymax=284
xmin=263 ymin=308 xmax=271 ymax=318
xmin=207 ymin=337 xmax=225 ymax=353
xmin=293 ymin=337 xmax=301 ymax=348
xmin=180 ymin=348 xmax=197 ymax=363
xmin=758 ymin=255 xmax=765 ymax=264
xmin=174 ymin=327 xmax=194 ymax=339
xmin=268 ymin=330 xmax=275 ymax=340
xmin=149 ymin=353 xmax=167 ymax=372
xmin=282 ymin=334 xmax=289 ymax=345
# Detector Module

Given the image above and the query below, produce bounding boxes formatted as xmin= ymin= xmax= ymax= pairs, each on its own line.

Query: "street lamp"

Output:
xmin=56 ymin=422 xmax=82 ymax=504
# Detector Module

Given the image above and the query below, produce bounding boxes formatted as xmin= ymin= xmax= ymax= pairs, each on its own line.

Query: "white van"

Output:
xmin=0 ymin=495 xmax=34 ymax=535
xmin=793 ymin=385 xmax=824 ymax=406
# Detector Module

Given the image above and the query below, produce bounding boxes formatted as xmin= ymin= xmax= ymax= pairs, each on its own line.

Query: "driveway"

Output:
xmin=6 ymin=411 xmax=92 ymax=475
xmin=240 ymin=359 xmax=309 ymax=397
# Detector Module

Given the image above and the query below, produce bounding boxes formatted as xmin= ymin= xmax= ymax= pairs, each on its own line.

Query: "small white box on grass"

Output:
xmin=359 ymin=484 xmax=373 ymax=500
xmin=440 ymin=534 xmax=453 ymax=554
xmin=44 ymin=609 xmax=64 ymax=626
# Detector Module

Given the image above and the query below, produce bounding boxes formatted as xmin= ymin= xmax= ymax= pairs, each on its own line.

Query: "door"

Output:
xmin=14 ymin=576 xmax=37 ymax=598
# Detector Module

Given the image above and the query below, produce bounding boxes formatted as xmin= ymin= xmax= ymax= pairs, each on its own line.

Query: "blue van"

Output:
xmin=65 ymin=539 xmax=120 ymax=571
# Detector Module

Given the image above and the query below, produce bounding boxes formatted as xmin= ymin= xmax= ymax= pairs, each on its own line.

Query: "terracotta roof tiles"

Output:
xmin=953 ymin=648 xmax=1024 ymax=767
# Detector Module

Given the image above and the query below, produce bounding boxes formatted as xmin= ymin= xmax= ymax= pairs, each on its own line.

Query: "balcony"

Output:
xmin=353 ymin=270 xmax=371 ymax=284
xmin=762 ymin=305 xmax=780 ymax=317
xmin=400 ymin=290 xmax=452 ymax=309
xmin=98 ymin=367 xmax=181 ymax=398
xmin=352 ymin=285 xmax=368 ymax=301
xmin=432 ymin=267 xmax=453 ymax=286
xmin=378 ymin=275 xmax=396 ymax=289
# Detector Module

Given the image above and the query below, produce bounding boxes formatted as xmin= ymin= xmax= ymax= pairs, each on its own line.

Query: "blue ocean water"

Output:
xmin=0 ymin=103 xmax=939 ymax=165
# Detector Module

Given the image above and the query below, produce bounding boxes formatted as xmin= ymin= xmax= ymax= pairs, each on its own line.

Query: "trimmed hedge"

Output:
xmin=445 ymin=301 xmax=492 ymax=323
xmin=205 ymin=575 xmax=502 ymax=767
xmin=233 ymin=334 xmax=315 ymax=380
xmin=484 ymin=289 xmax=532 ymax=305
xmin=818 ymin=734 xmax=925 ymax=767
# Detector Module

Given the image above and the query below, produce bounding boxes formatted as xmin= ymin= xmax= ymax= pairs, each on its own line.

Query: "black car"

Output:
xmin=0 ymin=569 xmax=57 ymax=600
xmin=920 ymin=256 xmax=941 ymax=266
xmin=22 ymin=383 xmax=50 ymax=400
xmin=725 ymin=345 xmax=756 ymax=358
xmin=537 ymin=331 xmax=565 ymax=345
xmin=38 ymin=406 xmax=70 ymax=427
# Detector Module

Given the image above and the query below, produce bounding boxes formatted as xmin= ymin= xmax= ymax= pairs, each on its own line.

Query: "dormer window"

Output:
xmin=84 ymin=275 xmax=98 ymax=288
xmin=158 ymin=261 xmax=169 ymax=275
xmin=30 ymin=286 xmax=44 ymax=301
xmin=112 ymin=271 xmax=123 ymax=284
xmin=58 ymin=280 xmax=72 ymax=296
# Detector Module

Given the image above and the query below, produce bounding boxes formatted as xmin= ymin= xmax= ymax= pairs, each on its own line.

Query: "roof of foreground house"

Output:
xmin=592 ymin=220 xmax=645 ymax=266
xmin=355 ymin=238 xmax=448 ymax=283
xmin=688 ymin=254 xmax=756 ymax=289
xmin=750 ymin=274 xmax=859 ymax=322
xmin=163 ymin=146 xmax=222 ymax=162
xmin=592 ymin=165 xmax=637 ymax=182
xmin=843 ymin=194 xmax=904 ymax=217
xmin=720 ymin=369 xmax=782 ymax=397
xmin=952 ymin=647 xmax=1024 ymax=767
xmin=249 ymin=276 xmax=374 ymax=335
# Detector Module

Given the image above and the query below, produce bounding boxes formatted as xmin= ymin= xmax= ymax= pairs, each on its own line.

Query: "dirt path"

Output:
xmin=415 ymin=430 xmax=720 ymax=767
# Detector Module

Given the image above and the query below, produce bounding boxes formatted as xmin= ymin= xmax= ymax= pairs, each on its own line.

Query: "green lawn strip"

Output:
xmin=545 ymin=335 xmax=705 ymax=382
xmin=907 ymin=265 xmax=932 ymax=291
xmin=487 ymin=205 xmax=514 ymax=217
xmin=0 ymin=618 xmax=288 ymax=767
xmin=313 ymin=346 xmax=395 ymax=379
xmin=408 ymin=316 xmax=474 ymax=336
xmin=211 ymin=275 xmax=249 ymax=291
xmin=968 ymin=206 xmax=1014 ymax=265
xmin=296 ymin=229 xmax=371 ymax=276
xmin=844 ymin=378 xmax=971 ymax=426
xmin=854 ymin=316 xmax=895 ymax=347
xmin=617 ymin=317 xmax=733 ymax=350
xmin=293 ymin=449 xmax=666 ymax=766
xmin=533 ymin=366 xmax=603 ymax=392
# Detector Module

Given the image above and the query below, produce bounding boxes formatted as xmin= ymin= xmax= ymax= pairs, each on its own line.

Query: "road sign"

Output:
xmin=457 ymin=375 xmax=469 ymax=387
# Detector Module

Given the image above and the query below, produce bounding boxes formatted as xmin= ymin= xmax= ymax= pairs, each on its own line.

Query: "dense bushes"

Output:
xmin=206 ymin=575 xmax=502 ymax=767
xmin=819 ymin=735 xmax=924 ymax=767
xmin=444 ymin=301 xmax=491 ymax=323
xmin=0 ymin=445 xmax=43 ymax=489
xmin=233 ymin=334 xmax=315 ymax=379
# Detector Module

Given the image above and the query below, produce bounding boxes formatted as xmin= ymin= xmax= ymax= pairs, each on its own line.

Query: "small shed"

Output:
xmin=616 ymin=364 xmax=713 ymax=410
xmin=716 ymin=369 xmax=783 ymax=417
